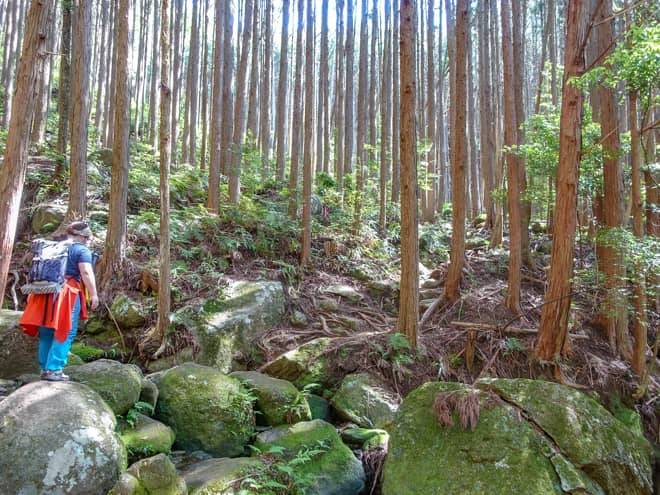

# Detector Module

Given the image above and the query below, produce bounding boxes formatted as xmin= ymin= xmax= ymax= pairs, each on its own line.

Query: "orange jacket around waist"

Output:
xmin=19 ymin=278 xmax=89 ymax=343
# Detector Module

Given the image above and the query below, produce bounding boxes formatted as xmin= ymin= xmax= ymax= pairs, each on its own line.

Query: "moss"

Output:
xmin=382 ymin=382 xmax=564 ymax=495
xmin=119 ymin=413 xmax=175 ymax=463
xmin=71 ymin=342 xmax=106 ymax=362
xmin=154 ymin=363 xmax=255 ymax=457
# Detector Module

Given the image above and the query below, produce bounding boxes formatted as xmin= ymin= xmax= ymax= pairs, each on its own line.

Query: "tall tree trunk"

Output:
xmin=287 ymin=0 xmax=305 ymax=217
xmin=170 ymin=0 xmax=184 ymax=165
xmin=444 ymin=0 xmax=468 ymax=303
xmin=423 ymin=0 xmax=435 ymax=223
xmin=207 ymin=0 xmax=224 ymax=212
xmin=106 ymin=0 xmax=118 ymax=146
xmin=479 ymin=1 xmax=494 ymax=230
xmin=501 ymin=0 xmax=522 ymax=314
xmin=397 ymin=0 xmax=419 ymax=346
xmin=490 ymin=0 xmax=504 ymax=247
xmin=467 ymin=7 xmax=479 ymax=219
xmin=199 ymin=0 xmax=209 ymax=170
xmin=379 ymin=0 xmax=392 ymax=232
xmin=54 ymin=0 xmax=72 ymax=180
xmin=186 ymin=0 xmax=200 ymax=165
xmin=246 ymin=0 xmax=260 ymax=140
xmin=148 ymin=0 xmax=160 ymax=146
xmin=275 ymin=0 xmax=290 ymax=181
xmin=335 ymin=0 xmax=345 ymax=192
xmin=353 ymin=0 xmax=368 ymax=233
xmin=99 ymin=0 xmax=131 ymax=285
xmin=343 ymin=0 xmax=355 ymax=176
xmin=0 ymin=0 xmax=54 ymax=304
xmin=597 ymin=0 xmax=631 ymax=358
xmin=260 ymin=0 xmax=273 ymax=176
xmin=220 ymin=2 xmax=234 ymax=177
xmin=301 ymin=0 xmax=314 ymax=265
xmin=316 ymin=0 xmax=329 ymax=175
xmin=535 ymin=0 xmax=587 ymax=361
xmin=391 ymin=1 xmax=401 ymax=203
xmin=67 ymin=0 xmax=92 ymax=222
xmin=156 ymin=0 xmax=172 ymax=352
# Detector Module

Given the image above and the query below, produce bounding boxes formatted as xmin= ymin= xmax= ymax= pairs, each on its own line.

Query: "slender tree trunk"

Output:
xmin=0 ymin=0 xmax=54 ymax=303
xmin=335 ymin=0 xmax=345 ymax=192
xmin=316 ymin=0 xmax=329 ymax=175
xmin=287 ymin=0 xmax=305 ymax=216
xmin=199 ymin=0 xmax=210 ymax=170
xmin=275 ymin=0 xmax=290 ymax=181
xmin=207 ymin=0 xmax=224 ymax=211
xmin=353 ymin=0 xmax=368 ymax=233
xmin=397 ymin=0 xmax=419 ymax=346
xmin=301 ymin=0 xmax=314 ymax=265
xmin=379 ymin=0 xmax=392 ymax=232
xmin=467 ymin=8 xmax=479 ymax=219
xmin=479 ymin=1 xmax=494 ymax=229
xmin=260 ymin=0 xmax=273 ymax=176
xmin=148 ymin=0 xmax=160 ymax=146
xmin=423 ymin=0 xmax=435 ymax=223
xmin=54 ymin=0 xmax=72 ymax=180
xmin=343 ymin=0 xmax=355 ymax=176
xmin=597 ymin=0 xmax=631 ymax=358
xmin=444 ymin=0 xmax=468 ymax=303
xmin=67 ymin=0 xmax=92 ymax=222
xmin=220 ymin=2 xmax=234 ymax=176
xmin=536 ymin=0 xmax=587 ymax=361
xmin=246 ymin=0 xmax=260 ymax=140
xmin=106 ymin=0 xmax=118 ymax=146
xmin=186 ymin=0 xmax=200 ymax=165
xmin=490 ymin=0 xmax=504 ymax=246
xmin=501 ymin=0 xmax=522 ymax=314
xmin=99 ymin=0 xmax=131 ymax=284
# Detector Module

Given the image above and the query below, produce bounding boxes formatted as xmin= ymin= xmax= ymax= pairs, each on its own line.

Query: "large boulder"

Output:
xmin=154 ymin=363 xmax=255 ymax=457
xmin=330 ymin=372 xmax=399 ymax=429
xmin=254 ymin=419 xmax=365 ymax=495
xmin=0 ymin=381 xmax=127 ymax=495
xmin=66 ymin=359 xmax=143 ymax=415
xmin=188 ymin=280 xmax=286 ymax=372
xmin=31 ymin=202 xmax=66 ymax=234
xmin=230 ymin=370 xmax=312 ymax=426
xmin=110 ymin=293 xmax=150 ymax=331
xmin=382 ymin=379 xmax=653 ymax=495
xmin=182 ymin=457 xmax=264 ymax=494
xmin=478 ymin=378 xmax=653 ymax=495
xmin=0 ymin=309 xmax=39 ymax=379
xmin=109 ymin=454 xmax=186 ymax=495
xmin=118 ymin=413 xmax=176 ymax=462
xmin=261 ymin=337 xmax=336 ymax=389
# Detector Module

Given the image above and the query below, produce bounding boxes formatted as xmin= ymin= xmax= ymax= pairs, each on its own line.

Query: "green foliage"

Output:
xmin=123 ymin=401 xmax=156 ymax=428
xmin=238 ymin=441 xmax=330 ymax=494
xmin=501 ymin=337 xmax=526 ymax=355
xmin=371 ymin=333 xmax=415 ymax=369
xmin=70 ymin=343 xmax=106 ymax=362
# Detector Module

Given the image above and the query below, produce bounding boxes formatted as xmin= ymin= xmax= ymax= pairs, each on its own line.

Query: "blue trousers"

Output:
xmin=38 ymin=296 xmax=81 ymax=371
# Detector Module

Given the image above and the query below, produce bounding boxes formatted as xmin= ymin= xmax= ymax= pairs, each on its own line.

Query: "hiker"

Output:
xmin=19 ymin=221 xmax=100 ymax=381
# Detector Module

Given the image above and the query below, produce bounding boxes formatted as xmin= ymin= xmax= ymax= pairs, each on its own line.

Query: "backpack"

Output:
xmin=20 ymin=239 xmax=73 ymax=295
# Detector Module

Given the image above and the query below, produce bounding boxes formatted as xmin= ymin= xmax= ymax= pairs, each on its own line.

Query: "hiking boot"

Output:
xmin=41 ymin=370 xmax=70 ymax=382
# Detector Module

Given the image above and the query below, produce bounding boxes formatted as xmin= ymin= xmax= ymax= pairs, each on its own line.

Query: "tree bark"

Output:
xmin=479 ymin=1 xmax=495 ymax=230
xmin=0 ymin=0 xmax=54 ymax=304
xmin=207 ymin=0 xmax=224 ymax=212
xmin=260 ymin=0 xmax=273 ymax=176
xmin=423 ymin=0 xmax=436 ymax=223
xmin=53 ymin=0 xmax=72 ymax=180
xmin=444 ymin=0 xmax=468 ymax=303
xmin=535 ymin=0 xmax=588 ymax=361
xmin=275 ymin=0 xmax=290 ymax=181
xmin=301 ymin=0 xmax=314 ymax=265
xmin=287 ymin=0 xmax=305 ymax=217
xmin=397 ymin=0 xmax=419 ymax=346
xmin=379 ymin=0 xmax=392 ymax=233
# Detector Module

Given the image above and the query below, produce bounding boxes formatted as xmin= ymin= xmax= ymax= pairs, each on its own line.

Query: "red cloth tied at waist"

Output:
xmin=19 ymin=278 xmax=89 ymax=343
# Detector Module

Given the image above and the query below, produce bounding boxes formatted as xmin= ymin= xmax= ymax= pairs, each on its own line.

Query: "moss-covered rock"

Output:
xmin=31 ymin=202 xmax=66 ymax=234
xmin=0 ymin=381 xmax=127 ymax=495
xmin=139 ymin=377 xmax=159 ymax=410
xmin=330 ymin=372 xmax=399 ymax=429
xmin=341 ymin=427 xmax=389 ymax=450
xmin=125 ymin=454 xmax=187 ymax=495
xmin=0 ymin=309 xmax=39 ymax=379
xmin=477 ymin=378 xmax=653 ymax=495
xmin=66 ymin=359 xmax=143 ymax=415
xmin=254 ymin=419 xmax=365 ymax=495
xmin=261 ymin=337 xmax=336 ymax=389
xmin=110 ymin=293 xmax=150 ymax=330
xmin=184 ymin=279 xmax=286 ymax=372
xmin=306 ymin=393 xmax=330 ymax=421
xmin=119 ymin=413 xmax=176 ymax=462
xmin=107 ymin=472 xmax=143 ymax=495
xmin=383 ymin=382 xmax=565 ymax=495
xmin=230 ymin=371 xmax=311 ymax=426
xmin=324 ymin=284 xmax=363 ymax=302
xmin=154 ymin=363 xmax=255 ymax=457
xmin=182 ymin=457 xmax=264 ymax=495
xmin=70 ymin=342 xmax=106 ymax=362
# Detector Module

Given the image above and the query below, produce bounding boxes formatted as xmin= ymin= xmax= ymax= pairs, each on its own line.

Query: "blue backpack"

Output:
xmin=20 ymin=239 xmax=73 ymax=295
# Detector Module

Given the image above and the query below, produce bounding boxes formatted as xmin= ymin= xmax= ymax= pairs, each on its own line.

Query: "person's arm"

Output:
xmin=79 ymin=262 xmax=99 ymax=310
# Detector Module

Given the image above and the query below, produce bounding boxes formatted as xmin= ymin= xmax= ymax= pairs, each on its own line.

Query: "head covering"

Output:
xmin=67 ymin=222 xmax=92 ymax=238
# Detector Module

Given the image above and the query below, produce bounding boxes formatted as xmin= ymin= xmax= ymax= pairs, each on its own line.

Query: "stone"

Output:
xmin=261 ymin=337 xmax=336 ymax=389
xmin=318 ymin=299 xmax=339 ymax=311
xmin=119 ymin=413 xmax=176 ymax=462
xmin=188 ymin=279 xmax=286 ymax=372
xmin=0 ymin=381 xmax=127 ymax=495
xmin=110 ymin=293 xmax=150 ymax=330
xmin=31 ymin=202 xmax=66 ymax=234
xmin=366 ymin=279 xmax=399 ymax=298
xmin=230 ymin=370 xmax=312 ymax=426
xmin=341 ymin=427 xmax=389 ymax=450
xmin=126 ymin=454 xmax=187 ymax=495
xmin=0 ymin=309 xmax=39 ymax=379
xmin=324 ymin=284 xmax=363 ymax=302
xmin=182 ymin=457 xmax=264 ymax=495
xmin=254 ymin=419 xmax=365 ymax=495
xmin=66 ymin=359 xmax=143 ymax=415
xmin=290 ymin=309 xmax=309 ymax=327
xmin=154 ymin=363 xmax=255 ymax=457
xmin=306 ymin=393 xmax=330 ymax=421
xmin=330 ymin=373 xmax=399 ymax=429
xmin=107 ymin=473 xmax=141 ymax=495
xmin=139 ymin=377 xmax=159 ymax=410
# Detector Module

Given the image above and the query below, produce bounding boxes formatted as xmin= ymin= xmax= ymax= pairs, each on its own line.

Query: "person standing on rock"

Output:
xmin=19 ymin=221 xmax=100 ymax=381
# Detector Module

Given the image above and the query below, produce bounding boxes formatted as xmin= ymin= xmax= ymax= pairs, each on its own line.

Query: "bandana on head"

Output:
xmin=72 ymin=226 xmax=92 ymax=238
